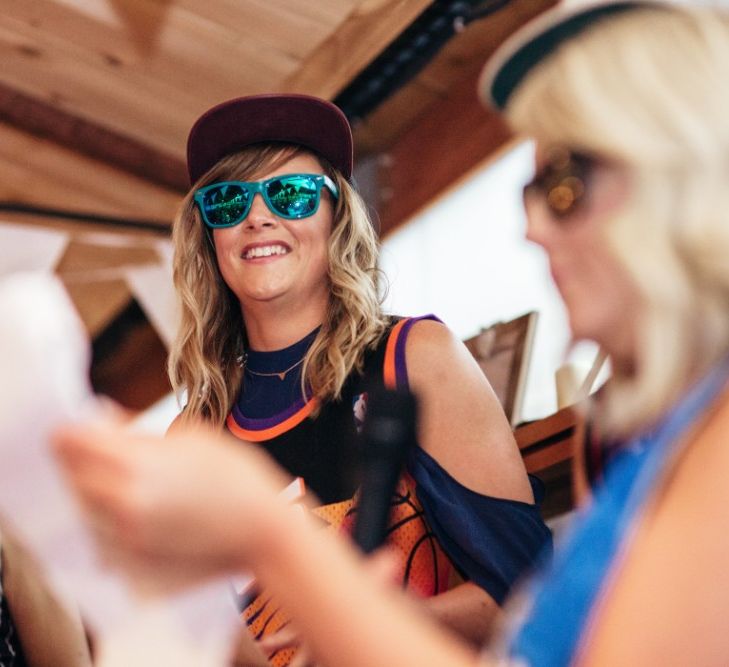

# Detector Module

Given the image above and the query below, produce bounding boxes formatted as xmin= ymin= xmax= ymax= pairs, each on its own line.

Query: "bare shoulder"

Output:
xmin=404 ymin=318 xmax=506 ymax=413
xmin=404 ymin=319 xmax=478 ymax=390
xmin=402 ymin=318 xmax=533 ymax=502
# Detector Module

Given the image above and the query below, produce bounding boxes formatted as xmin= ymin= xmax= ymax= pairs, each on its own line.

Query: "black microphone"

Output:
xmin=352 ymin=388 xmax=418 ymax=554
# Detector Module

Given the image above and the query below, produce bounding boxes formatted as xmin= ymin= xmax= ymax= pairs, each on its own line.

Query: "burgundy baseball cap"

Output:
xmin=186 ymin=93 xmax=353 ymax=185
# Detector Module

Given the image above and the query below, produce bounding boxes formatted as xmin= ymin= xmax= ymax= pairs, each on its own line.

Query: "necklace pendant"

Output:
xmin=243 ymin=355 xmax=305 ymax=380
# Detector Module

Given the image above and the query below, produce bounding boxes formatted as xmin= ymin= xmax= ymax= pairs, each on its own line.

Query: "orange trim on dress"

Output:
xmin=226 ymin=398 xmax=319 ymax=442
xmin=383 ymin=318 xmax=408 ymax=390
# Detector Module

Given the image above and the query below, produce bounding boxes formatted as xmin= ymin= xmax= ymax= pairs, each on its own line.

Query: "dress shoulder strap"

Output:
xmin=382 ymin=314 xmax=442 ymax=391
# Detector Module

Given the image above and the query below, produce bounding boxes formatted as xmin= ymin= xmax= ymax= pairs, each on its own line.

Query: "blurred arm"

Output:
xmin=53 ymin=421 xmax=486 ymax=667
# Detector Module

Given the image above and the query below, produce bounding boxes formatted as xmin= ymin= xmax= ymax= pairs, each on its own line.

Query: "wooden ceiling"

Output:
xmin=0 ymin=0 xmax=556 ymax=409
xmin=0 ymin=0 xmax=436 ymax=221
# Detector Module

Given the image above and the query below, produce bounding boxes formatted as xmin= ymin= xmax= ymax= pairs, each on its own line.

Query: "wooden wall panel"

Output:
xmin=377 ymin=68 xmax=512 ymax=236
xmin=364 ymin=0 xmax=557 ymax=235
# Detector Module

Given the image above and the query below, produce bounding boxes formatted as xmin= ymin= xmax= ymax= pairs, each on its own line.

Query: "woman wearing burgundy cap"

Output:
xmin=147 ymin=93 xmax=548 ymax=664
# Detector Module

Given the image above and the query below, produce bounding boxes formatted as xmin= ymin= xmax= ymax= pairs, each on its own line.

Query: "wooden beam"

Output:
xmin=370 ymin=0 xmax=558 ymax=235
xmin=0 ymin=82 xmax=188 ymax=192
xmin=0 ymin=121 xmax=181 ymax=222
xmin=352 ymin=0 xmax=557 ymax=156
xmin=376 ymin=62 xmax=512 ymax=236
xmin=279 ymin=0 xmax=434 ymax=99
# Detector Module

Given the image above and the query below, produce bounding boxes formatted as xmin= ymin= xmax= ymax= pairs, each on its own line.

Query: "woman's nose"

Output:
xmin=245 ymin=194 xmax=277 ymax=229
xmin=523 ymin=194 xmax=552 ymax=249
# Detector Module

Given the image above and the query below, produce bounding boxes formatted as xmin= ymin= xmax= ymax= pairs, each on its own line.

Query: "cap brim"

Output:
xmin=187 ymin=94 xmax=353 ymax=185
xmin=479 ymin=1 xmax=660 ymax=111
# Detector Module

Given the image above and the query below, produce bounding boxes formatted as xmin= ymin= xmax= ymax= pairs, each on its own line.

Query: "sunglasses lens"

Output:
xmin=526 ymin=149 xmax=591 ymax=220
xmin=548 ymin=176 xmax=585 ymax=216
xmin=200 ymin=184 xmax=250 ymax=227
xmin=266 ymin=176 xmax=319 ymax=219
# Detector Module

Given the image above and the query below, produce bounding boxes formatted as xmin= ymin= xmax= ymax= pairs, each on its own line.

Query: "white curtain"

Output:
xmin=0 ymin=222 xmax=69 ymax=277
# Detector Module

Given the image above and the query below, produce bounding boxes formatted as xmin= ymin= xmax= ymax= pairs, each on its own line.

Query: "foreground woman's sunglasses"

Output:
xmin=523 ymin=147 xmax=593 ymax=220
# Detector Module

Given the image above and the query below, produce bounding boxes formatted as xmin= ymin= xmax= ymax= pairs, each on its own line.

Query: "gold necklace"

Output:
xmin=243 ymin=355 xmax=305 ymax=381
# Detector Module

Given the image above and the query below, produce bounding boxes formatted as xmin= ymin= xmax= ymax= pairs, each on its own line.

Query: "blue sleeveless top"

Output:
xmin=499 ymin=360 xmax=729 ymax=665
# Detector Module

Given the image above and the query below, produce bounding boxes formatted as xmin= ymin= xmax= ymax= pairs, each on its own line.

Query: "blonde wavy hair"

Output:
xmin=169 ymin=143 xmax=388 ymax=427
xmin=505 ymin=5 xmax=729 ymax=435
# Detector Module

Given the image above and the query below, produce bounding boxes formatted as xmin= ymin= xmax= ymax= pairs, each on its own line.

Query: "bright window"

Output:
xmin=379 ymin=142 xmax=603 ymax=421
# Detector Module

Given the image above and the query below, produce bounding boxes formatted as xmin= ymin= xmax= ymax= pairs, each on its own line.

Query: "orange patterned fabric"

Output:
xmin=315 ymin=473 xmax=453 ymax=597
xmin=242 ymin=474 xmax=453 ymax=665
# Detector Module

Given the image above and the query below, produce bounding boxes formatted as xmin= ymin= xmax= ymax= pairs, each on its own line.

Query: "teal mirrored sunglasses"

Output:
xmin=194 ymin=173 xmax=339 ymax=228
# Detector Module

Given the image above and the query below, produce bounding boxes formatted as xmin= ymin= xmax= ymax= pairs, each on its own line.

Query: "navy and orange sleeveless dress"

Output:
xmin=226 ymin=316 xmax=551 ymax=666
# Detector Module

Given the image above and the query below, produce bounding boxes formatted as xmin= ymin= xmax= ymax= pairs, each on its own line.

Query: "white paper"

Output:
xmin=0 ymin=272 xmax=239 ymax=666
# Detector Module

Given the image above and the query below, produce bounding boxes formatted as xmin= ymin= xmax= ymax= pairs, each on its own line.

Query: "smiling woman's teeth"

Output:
xmin=244 ymin=245 xmax=289 ymax=259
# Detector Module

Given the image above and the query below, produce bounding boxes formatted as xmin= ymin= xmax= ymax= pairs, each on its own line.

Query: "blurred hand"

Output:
xmin=254 ymin=548 xmax=400 ymax=667
xmin=229 ymin=625 xmax=271 ymax=667
xmin=52 ymin=418 xmax=291 ymax=591
xmin=258 ymin=625 xmax=317 ymax=667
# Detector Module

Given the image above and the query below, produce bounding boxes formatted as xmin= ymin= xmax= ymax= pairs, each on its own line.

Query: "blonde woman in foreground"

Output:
xmin=55 ymin=1 xmax=729 ymax=665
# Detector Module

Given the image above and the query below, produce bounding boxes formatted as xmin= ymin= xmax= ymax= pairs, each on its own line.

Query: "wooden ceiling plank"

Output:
xmin=9 ymin=0 xmax=301 ymax=83
xmin=176 ymin=0 xmax=354 ymax=60
xmin=0 ymin=82 xmax=188 ymax=192
xmin=219 ymin=0 xmax=361 ymax=29
xmin=0 ymin=65 xmax=179 ymax=159
xmin=0 ymin=18 xmax=198 ymax=156
xmin=0 ymin=13 xmax=277 ymax=157
xmin=1 ymin=0 xmax=374 ymax=157
xmin=0 ymin=121 xmax=181 ymax=223
xmin=279 ymin=0 xmax=434 ymax=99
